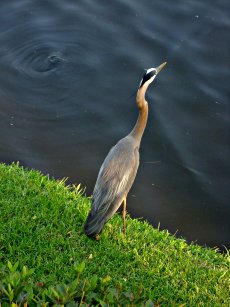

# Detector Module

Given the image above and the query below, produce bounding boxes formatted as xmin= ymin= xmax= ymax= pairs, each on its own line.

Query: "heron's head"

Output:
xmin=139 ymin=62 xmax=167 ymax=89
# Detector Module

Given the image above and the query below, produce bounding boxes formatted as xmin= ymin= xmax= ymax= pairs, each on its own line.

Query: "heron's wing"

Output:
xmin=92 ymin=140 xmax=139 ymax=216
xmin=84 ymin=137 xmax=139 ymax=236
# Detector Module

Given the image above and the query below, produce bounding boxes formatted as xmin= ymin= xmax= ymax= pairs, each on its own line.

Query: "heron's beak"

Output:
xmin=156 ymin=62 xmax=167 ymax=75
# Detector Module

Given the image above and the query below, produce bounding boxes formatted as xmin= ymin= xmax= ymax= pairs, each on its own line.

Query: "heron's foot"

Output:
xmin=95 ymin=234 xmax=100 ymax=241
xmin=122 ymin=218 xmax=127 ymax=235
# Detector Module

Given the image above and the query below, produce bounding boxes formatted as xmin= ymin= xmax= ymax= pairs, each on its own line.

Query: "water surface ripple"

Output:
xmin=0 ymin=0 xmax=229 ymax=249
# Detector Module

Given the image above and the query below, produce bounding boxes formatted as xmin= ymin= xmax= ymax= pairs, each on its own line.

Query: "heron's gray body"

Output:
xmin=84 ymin=135 xmax=139 ymax=237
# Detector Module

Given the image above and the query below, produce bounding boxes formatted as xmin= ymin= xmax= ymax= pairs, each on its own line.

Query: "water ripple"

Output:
xmin=0 ymin=0 xmax=229 ymax=248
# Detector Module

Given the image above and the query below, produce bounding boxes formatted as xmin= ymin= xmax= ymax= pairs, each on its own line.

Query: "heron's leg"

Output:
xmin=122 ymin=196 xmax=127 ymax=235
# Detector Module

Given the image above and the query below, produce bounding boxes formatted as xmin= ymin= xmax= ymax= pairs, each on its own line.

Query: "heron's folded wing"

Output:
xmin=92 ymin=146 xmax=138 ymax=216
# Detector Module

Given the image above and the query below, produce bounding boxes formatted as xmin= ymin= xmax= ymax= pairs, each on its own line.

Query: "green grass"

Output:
xmin=0 ymin=162 xmax=229 ymax=306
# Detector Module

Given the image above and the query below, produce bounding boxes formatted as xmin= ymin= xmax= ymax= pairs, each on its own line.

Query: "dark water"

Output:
xmin=0 ymin=0 xmax=229 ymax=249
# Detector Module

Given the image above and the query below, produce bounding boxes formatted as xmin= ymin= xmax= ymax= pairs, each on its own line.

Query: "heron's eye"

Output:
xmin=148 ymin=69 xmax=156 ymax=76
xmin=139 ymin=69 xmax=156 ymax=88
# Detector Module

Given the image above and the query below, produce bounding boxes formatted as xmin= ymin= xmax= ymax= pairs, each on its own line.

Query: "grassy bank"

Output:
xmin=0 ymin=162 xmax=229 ymax=306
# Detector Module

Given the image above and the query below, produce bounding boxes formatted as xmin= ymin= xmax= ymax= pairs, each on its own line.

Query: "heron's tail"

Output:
xmin=84 ymin=211 xmax=106 ymax=238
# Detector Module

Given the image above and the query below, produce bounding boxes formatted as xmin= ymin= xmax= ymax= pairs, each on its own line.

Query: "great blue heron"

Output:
xmin=84 ymin=62 xmax=167 ymax=239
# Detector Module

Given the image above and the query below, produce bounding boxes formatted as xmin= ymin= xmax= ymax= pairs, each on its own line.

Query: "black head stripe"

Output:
xmin=139 ymin=69 xmax=156 ymax=88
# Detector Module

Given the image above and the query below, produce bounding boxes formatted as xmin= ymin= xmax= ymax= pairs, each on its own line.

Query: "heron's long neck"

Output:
xmin=130 ymin=84 xmax=149 ymax=145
